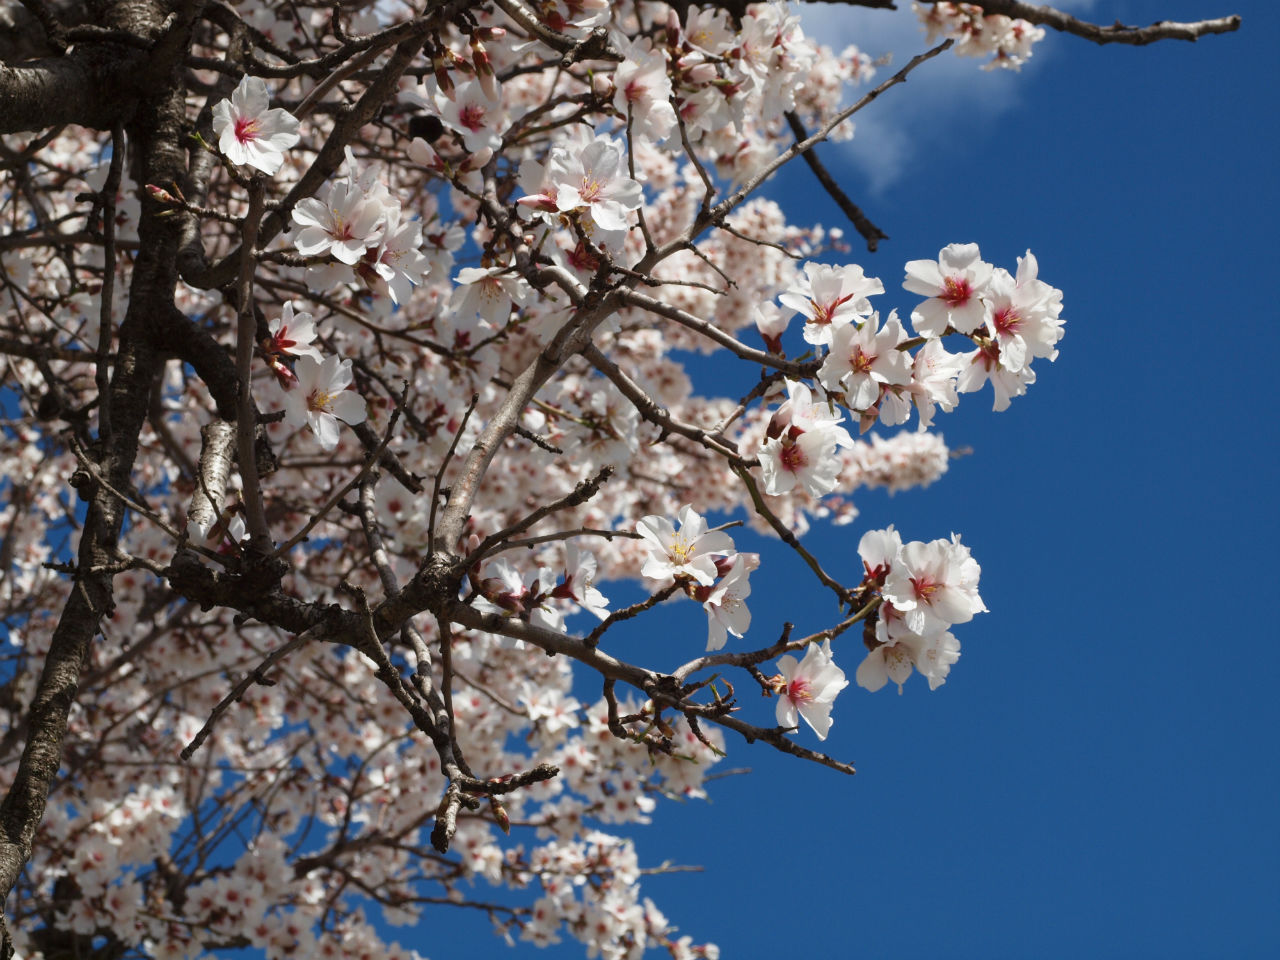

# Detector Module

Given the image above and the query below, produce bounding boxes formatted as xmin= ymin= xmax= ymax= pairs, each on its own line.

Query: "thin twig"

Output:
xmin=584 ymin=582 xmax=681 ymax=648
xmin=466 ymin=465 xmax=615 ymax=566
xmin=785 ymin=110 xmax=888 ymax=253
xmin=180 ymin=631 xmax=312 ymax=760
xmin=427 ymin=392 xmax=478 ymax=558
xmin=730 ymin=462 xmax=853 ymax=607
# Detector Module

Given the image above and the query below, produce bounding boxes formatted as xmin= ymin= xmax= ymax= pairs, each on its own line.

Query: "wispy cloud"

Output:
xmin=799 ymin=1 xmax=1097 ymax=193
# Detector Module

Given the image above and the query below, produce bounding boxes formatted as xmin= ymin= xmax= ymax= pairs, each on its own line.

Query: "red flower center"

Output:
xmin=941 ymin=276 xmax=972 ymax=307
xmin=779 ymin=439 xmax=808 ymax=472
xmin=234 ymin=116 xmax=261 ymax=144
xmin=992 ymin=305 xmax=1021 ymax=336
xmin=458 ymin=104 xmax=487 ymax=132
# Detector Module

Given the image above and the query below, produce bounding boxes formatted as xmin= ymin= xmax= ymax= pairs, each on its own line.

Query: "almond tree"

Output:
xmin=0 ymin=3 xmax=1240 ymax=957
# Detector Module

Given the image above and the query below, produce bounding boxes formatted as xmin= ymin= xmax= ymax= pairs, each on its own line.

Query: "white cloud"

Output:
xmin=798 ymin=1 xmax=1095 ymax=193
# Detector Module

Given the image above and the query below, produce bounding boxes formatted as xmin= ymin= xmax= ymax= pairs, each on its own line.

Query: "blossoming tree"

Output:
xmin=0 ymin=2 xmax=1240 ymax=957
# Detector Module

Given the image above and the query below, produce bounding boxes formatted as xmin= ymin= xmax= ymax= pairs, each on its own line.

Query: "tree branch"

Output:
xmin=954 ymin=1 xmax=1242 ymax=46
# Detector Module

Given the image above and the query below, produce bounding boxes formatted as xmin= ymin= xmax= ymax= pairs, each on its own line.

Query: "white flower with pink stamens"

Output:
xmin=904 ymin=242 xmax=994 ymax=336
xmin=882 ymin=535 xmax=985 ymax=635
xmin=636 ymin=505 xmax=735 ymax=587
xmin=775 ymin=640 xmax=848 ymax=740
xmin=211 ymin=76 xmax=300 ymax=176
xmin=279 ymin=356 xmax=366 ymax=451
xmin=779 ymin=261 xmax=884 ymax=347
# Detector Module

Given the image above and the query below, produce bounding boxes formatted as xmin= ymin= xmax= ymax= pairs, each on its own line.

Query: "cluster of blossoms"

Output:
xmin=474 ymin=541 xmax=611 ymax=630
xmin=915 ymin=1 xmax=1048 ymax=70
xmin=756 ymin=243 xmax=1064 ymax=499
xmin=636 ymin=505 xmax=760 ymax=652
xmin=854 ymin=527 xmax=986 ymax=693
xmin=0 ymin=0 xmax=1090 ymax=957
xmin=291 ymin=146 xmax=432 ymax=306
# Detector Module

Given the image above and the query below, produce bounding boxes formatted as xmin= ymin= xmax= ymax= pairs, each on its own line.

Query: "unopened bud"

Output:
xmin=433 ymin=58 xmax=455 ymax=100
xmin=145 ymin=184 xmax=177 ymax=204
xmin=472 ymin=44 xmax=499 ymax=101
xmin=489 ymin=797 xmax=511 ymax=835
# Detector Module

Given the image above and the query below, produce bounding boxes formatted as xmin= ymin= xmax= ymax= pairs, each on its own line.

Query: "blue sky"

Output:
xmin=433 ymin=3 xmax=1278 ymax=958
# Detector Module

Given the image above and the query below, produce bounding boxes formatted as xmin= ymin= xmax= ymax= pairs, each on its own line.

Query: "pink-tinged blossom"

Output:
xmin=906 ymin=338 xmax=966 ymax=429
xmin=767 ymin=379 xmax=852 ymax=437
xmin=357 ymin=204 xmax=429 ymax=305
xmin=407 ymin=133 xmax=490 ymax=194
xmin=779 ymin=261 xmax=884 ymax=347
xmin=753 ymin=302 xmax=789 ymax=353
xmin=291 ymin=179 xmax=386 ymax=265
xmin=475 ymin=557 xmax=529 ymax=617
xmin=451 ymin=265 xmax=532 ymax=327
xmin=904 ymin=242 xmax=994 ymax=336
xmin=759 ymin=427 xmax=848 ymax=498
xmin=914 ymin=2 xmax=1045 ymax=71
xmin=553 ymin=542 xmax=610 ymax=620
xmin=857 ymin=525 xmax=902 ymax=582
xmin=211 ymin=76 xmax=300 ymax=176
xmin=882 ymin=535 xmax=985 ymax=635
xmin=774 ymin=640 xmax=848 ymax=740
xmin=856 ymin=634 xmax=916 ymax=694
xmin=613 ymin=40 xmax=677 ymax=143
xmin=547 ymin=136 xmax=644 ymax=233
xmin=851 ymin=431 xmax=951 ymax=495
xmin=757 ymin=380 xmax=854 ymax=497
xmin=518 ymin=684 xmax=582 ymax=737
xmin=698 ymin=553 xmax=758 ymax=651
xmin=431 ymin=78 xmax=507 ymax=154
xmin=475 ymin=559 xmax=565 ymax=631
xmin=279 ymin=356 xmax=367 ymax=450
xmin=984 ymin=251 xmax=1065 ymax=374
xmin=817 ymin=310 xmax=912 ymax=410
xmin=879 ymin=338 xmax=967 ymax=430
xmin=265 ymin=302 xmax=322 ymax=362
xmin=636 ymin=505 xmax=735 ymax=587
xmin=856 ymin=629 xmax=960 ymax=694
xmin=956 ymin=338 xmax=1036 ymax=411
xmin=518 ymin=142 xmax=631 ymax=254
xmin=543 ymin=0 xmax=610 ymax=34
xmin=915 ymin=629 xmax=962 ymax=688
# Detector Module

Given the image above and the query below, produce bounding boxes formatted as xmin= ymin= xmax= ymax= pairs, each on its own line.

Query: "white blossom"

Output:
xmin=775 ymin=640 xmax=849 ymax=740
xmin=636 ymin=505 xmax=735 ymax=587
xmin=278 ymin=356 xmax=367 ymax=450
xmin=211 ymin=76 xmax=299 ymax=175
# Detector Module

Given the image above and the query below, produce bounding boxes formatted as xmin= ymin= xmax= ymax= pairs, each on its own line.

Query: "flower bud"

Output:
xmin=145 ymin=184 xmax=177 ymax=204
xmin=489 ymin=797 xmax=511 ymax=835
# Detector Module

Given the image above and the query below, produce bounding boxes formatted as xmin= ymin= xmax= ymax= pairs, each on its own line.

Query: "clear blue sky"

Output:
xmin=421 ymin=3 xmax=1278 ymax=958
